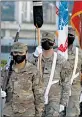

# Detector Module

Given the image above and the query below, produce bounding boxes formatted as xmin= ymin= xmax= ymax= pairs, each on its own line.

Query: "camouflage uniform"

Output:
xmin=66 ymin=47 xmax=82 ymax=117
xmin=41 ymin=53 xmax=72 ymax=117
xmin=2 ymin=42 xmax=44 ymax=117
xmin=29 ymin=32 xmax=72 ymax=117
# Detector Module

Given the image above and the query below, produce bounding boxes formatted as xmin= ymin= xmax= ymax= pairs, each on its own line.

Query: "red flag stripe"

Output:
xmin=56 ymin=6 xmax=59 ymax=15
xmin=70 ymin=1 xmax=82 ymax=49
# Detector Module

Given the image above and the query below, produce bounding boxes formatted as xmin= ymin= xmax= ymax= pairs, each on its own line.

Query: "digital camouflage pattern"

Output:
xmin=2 ymin=62 xmax=44 ymax=117
xmin=41 ymin=32 xmax=55 ymax=43
xmin=29 ymin=53 xmax=72 ymax=117
xmin=66 ymin=47 xmax=82 ymax=117
xmin=11 ymin=42 xmax=28 ymax=53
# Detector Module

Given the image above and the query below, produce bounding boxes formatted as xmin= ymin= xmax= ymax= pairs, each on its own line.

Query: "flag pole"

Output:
xmin=33 ymin=1 xmax=43 ymax=77
xmin=37 ymin=27 xmax=42 ymax=77
xmin=80 ymin=14 xmax=82 ymax=49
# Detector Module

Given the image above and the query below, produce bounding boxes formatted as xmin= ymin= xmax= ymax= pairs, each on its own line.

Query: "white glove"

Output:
xmin=1 ymin=88 xmax=6 ymax=98
xmin=80 ymin=92 xmax=82 ymax=102
xmin=1 ymin=88 xmax=6 ymax=109
xmin=69 ymin=89 xmax=71 ymax=96
xmin=59 ymin=104 xmax=64 ymax=112
xmin=33 ymin=46 xmax=42 ymax=57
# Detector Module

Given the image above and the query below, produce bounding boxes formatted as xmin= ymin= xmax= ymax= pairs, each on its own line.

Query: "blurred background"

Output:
xmin=1 ymin=1 xmax=79 ymax=66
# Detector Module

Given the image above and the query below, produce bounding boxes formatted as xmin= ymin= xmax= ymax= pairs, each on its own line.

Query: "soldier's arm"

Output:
xmin=1 ymin=68 xmax=8 ymax=89
xmin=60 ymin=61 xmax=72 ymax=106
xmin=1 ymin=69 xmax=4 ymax=88
xmin=79 ymin=49 xmax=82 ymax=85
xmin=28 ymin=54 xmax=38 ymax=66
xmin=79 ymin=48 xmax=82 ymax=67
xmin=1 ymin=67 xmax=13 ymax=102
xmin=32 ymin=70 xmax=44 ymax=117
xmin=1 ymin=68 xmax=4 ymax=82
xmin=79 ymin=49 xmax=82 ymax=63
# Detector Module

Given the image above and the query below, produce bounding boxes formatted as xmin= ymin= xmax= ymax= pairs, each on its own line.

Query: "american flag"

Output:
xmin=56 ymin=1 xmax=68 ymax=59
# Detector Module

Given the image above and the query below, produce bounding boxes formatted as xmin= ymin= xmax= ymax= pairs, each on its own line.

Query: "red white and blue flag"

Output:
xmin=56 ymin=1 xmax=68 ymax=59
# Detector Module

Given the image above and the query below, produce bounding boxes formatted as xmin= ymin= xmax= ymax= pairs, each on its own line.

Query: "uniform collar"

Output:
xmin=12 ymin=61 xmax=30 ymax=73
xmin=42 ymin=53 xmax=54 ymax=62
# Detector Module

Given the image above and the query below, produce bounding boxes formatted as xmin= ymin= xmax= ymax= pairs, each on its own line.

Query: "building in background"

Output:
xmin=22 ymin=1 xmax=33 ymax=22
xmin=43 ymin=1 xmax=56 ymax=23
xmin=1 ymin=1 xmax=15 ymax=21
xmin=1 ymin=1 xmax=73 ymax=24
xmin=1 ymin=1 xmax=57 ymax=24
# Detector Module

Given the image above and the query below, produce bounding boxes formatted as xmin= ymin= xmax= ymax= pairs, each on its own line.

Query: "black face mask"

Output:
xmin=41 ymin=41 xmax=54 ymax=50
xmin=68 ymin=34 xmax=75 ymax=47
xmin=13 ymin=55 xmax=26 ymax=64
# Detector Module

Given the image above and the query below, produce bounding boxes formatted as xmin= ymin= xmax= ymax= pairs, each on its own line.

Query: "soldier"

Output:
xmin=66 ymin=29 xmax=82 ymax=117
xmin=2 ymin=42 xmax=44 ymax=117
xmin=29 ymin=32 xmax=72 ymax=117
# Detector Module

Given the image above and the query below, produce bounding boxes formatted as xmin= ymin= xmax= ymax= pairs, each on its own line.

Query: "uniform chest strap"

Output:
xmin=44 ymin=52 xmax=58 ymax=104
xmin=71 ymin=47 xmax=79 ymax=84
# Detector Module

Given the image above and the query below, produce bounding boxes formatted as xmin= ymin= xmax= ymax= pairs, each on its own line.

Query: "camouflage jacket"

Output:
xmin=2 ymin=62 xmax=44 ymax=117
xmin=29 ymin=53 xmax=72 ymax=107
xmin=68 ymin=47 xmax=82 ymax=95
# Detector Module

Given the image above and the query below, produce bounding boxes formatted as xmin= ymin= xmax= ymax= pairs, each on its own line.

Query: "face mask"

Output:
xmin=41 ymin=41 xmax=53 ymax=50
xmin=68 ymin=34 xmax=75 ymax=47
xmin=13 ymin=55 xmax=26 ymax=64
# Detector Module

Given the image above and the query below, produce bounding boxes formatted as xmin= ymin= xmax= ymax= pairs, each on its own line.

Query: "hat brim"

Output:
xmin=11 ymin=49 xmax=26 ymax=53
xmin=41 ymin=38 xmax=54 ymax=43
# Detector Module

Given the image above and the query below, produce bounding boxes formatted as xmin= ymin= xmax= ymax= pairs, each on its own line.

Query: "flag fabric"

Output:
xmin=55 ymin=2 xmax=59 ymax=38
xmin=71 ymin=1 xmax=82 ymax=49
xmin=71 ymin=1 xmax=82 ymax=48
xmin=56 ymin=2 xmax=59 ymax=30
xmin=56 ymin=1 xmax=68 ymax=59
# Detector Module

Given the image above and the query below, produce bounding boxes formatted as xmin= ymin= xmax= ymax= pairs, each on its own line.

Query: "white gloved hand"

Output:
xmin=80 ymin=92 xmax=82 ymax=103
xmin=1 ymin=88 xmax=6 ymax=98
xmin=33 ymin=46 xmax=42 ymax=57
xmin=69 ymin=89 xmax=71 ymax=96
xmin=59 ymin=104 xmax=64 ymax=112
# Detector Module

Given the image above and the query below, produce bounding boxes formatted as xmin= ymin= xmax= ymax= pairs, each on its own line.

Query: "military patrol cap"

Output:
xmin=68 ymin=26 xmax=75 ymax=40
xmin=68 ymin=26 xmax=75 ymax=35
xmin=11 ymin=42 xmax=28 ymax=52
xmin=41 ymin=32 xmax=55 ymax=43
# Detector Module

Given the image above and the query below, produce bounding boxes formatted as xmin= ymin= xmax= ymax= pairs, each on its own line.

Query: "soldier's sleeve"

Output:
xmin=1 ymin=67 xmax=13 ymax=102
xmin=79 ymin=49 xmax=82 ymax=63
xmin=28 ymin=54 xmax=38 ymax=66
xmin=79 ymin=49 xmax=82 ymax=86
xmin=1 ymin=67 xmax=5 ymax=77
xmin=1 ymin=67 xmax=7 ymax=88
xmin=60 ymin=61 xmax=72 ymax=106
xmin=1 ymin=68 xmax=4 ymax=87
xmin=32 ymin=69 xmax=44 ymax=117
